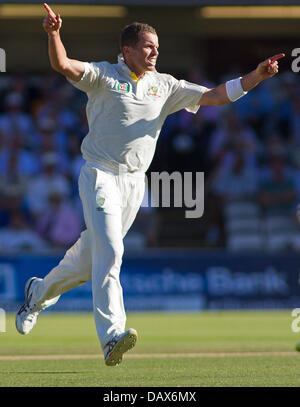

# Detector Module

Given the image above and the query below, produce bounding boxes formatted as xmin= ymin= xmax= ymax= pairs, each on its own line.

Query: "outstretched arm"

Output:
xmin=199 ymin=53 xmax=285 ymax=106
xmin=43 ymin=3 xmax=84 ymax=81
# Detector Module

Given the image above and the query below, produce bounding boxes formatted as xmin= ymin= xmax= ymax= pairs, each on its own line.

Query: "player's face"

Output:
xmin=125 ymin=32 xmax=159 ymax=76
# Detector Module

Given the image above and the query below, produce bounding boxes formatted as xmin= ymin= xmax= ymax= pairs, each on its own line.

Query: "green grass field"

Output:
xmin=1 ymin=311 xmax=300 ymax=387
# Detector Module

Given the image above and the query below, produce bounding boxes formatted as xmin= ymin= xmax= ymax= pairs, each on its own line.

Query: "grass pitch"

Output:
xmin=0 ymin=311 xmax=300 ymax=387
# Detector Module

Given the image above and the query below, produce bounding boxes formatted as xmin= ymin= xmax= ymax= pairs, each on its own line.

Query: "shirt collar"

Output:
xmin=117 ymin=54 xmax=150 ymax=82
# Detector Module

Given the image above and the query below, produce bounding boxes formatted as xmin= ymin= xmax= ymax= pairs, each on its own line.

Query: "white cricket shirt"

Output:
xmin=69 ymin=55 xmax=206 ymax=174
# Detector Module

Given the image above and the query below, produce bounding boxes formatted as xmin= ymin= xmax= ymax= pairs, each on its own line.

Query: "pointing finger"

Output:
xmin=270 ymin=53 xmax=285 ymax=63
xmin=43 ymin=3 xmax=56 ymax=18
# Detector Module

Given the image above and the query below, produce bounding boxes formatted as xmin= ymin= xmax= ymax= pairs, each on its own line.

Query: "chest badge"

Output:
xmin=116 ymin=81 xmax=130 ymax=93
xmin=147 ymin=86 xmax=161 ymax=98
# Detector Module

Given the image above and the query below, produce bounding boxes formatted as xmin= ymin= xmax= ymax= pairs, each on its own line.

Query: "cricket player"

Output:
xmin=16 ymin=3 xmax=285 ymax=366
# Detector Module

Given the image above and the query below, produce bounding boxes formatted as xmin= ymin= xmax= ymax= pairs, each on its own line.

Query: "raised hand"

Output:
xmin=42 ymin=3 xmax=62 ymax=34
xmin=256 ymin=53 xmax=285 ymax=80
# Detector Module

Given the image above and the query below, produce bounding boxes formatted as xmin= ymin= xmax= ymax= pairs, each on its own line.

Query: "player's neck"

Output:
xmin=123 ymin=58 xmax=146 ymax=80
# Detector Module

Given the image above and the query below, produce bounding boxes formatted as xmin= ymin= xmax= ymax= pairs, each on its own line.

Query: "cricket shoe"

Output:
xmin=104 ymin=328 xmax=138 ymax=366
xmin=15 ymin=277 xmax=42 ymax=335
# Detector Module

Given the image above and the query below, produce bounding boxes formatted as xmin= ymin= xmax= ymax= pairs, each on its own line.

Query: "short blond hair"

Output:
xmin=120 ymin=22 xmax=157 ymax=51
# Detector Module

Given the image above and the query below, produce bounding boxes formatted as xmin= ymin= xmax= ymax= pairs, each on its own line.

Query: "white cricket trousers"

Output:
xmin=31 ymin=162 xmax=145 ymax=349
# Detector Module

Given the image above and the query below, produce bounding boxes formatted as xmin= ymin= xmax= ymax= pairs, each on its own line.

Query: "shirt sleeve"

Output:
xmin=164 ymin=77 xmax=207 ymax=115
xmin=67 ymin=62 xmax=107 ymax=92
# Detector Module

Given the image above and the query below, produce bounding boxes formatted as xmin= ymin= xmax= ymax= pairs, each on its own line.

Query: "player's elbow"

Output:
xmin=51 ymin=62 xmax=68 ymax=75
xmin=212 ymin=99 xmax=223 ymax=106
xmin=201 ymin=88 xmax=229 ymax=106
xmin=49 ymin=56 xmax=70 ymax=75
xmin=212 ymin=86 xmax=232 ymax=106
xmin=215 ymin=98 xmax=231 ymax=106
xmin=51 ymin=63 xmax=76 ymax=81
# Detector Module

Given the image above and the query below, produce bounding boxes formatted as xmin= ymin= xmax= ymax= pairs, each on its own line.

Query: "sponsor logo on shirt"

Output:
xmin=96 ymin=196 xmax=105 ymax=211
xmin=116 ymin=81 xmax=130 ymax=93
xmin=147 ymin=86 xmax=161 ymax=98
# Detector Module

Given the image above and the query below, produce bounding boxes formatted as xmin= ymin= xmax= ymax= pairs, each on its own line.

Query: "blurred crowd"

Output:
xmin=0 ymin=68 xmax=300 ymax=253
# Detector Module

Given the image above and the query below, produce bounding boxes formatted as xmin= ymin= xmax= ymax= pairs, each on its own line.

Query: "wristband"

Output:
xmin=225 ymin=77 xmax=248 ymax=102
